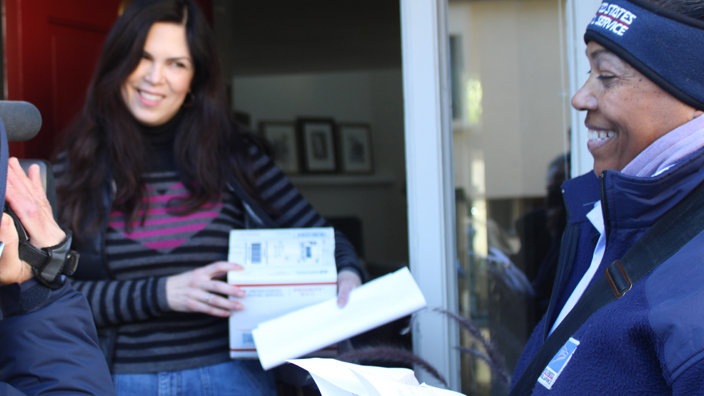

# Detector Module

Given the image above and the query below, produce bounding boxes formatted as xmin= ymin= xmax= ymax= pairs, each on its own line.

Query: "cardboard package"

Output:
xmin=227 ymin=227 xmax=337 ymax=358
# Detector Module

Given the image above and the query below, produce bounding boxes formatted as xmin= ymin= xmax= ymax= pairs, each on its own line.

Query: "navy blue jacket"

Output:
xmin=513 ymin=148 xmax=704 ymax=395
xmin=0 ymin=280 xmax=115 ymax=395
xmin=0 ymin=283 xmax=21 ymax=320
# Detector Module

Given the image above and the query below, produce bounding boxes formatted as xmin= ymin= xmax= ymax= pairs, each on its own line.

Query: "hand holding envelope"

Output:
xmin=227 ymin=228 xmax=427 ymax=370
xmin=253 ymin=267 xmax=427 ymax=370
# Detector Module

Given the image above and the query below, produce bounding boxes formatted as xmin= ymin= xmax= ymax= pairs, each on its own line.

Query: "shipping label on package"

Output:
xmin=227 ymin=227 xmax=338 ymax=358
xmin=228 ymin=227 xmax=334 ymax=268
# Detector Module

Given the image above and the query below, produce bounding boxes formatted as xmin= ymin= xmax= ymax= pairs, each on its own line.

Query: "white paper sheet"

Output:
xmin=288 ymin=358 xmax=465 ymax=396
xmin=252 ymin=267 xmax=426 ymax=370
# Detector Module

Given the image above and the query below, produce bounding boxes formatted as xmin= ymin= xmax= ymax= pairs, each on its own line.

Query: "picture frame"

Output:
xmin=259 ymin=121 xmax=300 ymax=174
xmin=338 ymin=123 xmax=373 ymax=173
xmin=298 ymin=118 xmax=338 ymax=173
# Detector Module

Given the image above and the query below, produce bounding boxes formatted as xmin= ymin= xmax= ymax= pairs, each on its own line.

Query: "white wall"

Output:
xmin=233 ymin=72 xmax=374 ymax=123
xmin=232 ymin=70 xmax=409 ymax=264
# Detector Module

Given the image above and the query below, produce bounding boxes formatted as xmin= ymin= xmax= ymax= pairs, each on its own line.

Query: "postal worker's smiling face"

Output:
xmin=571 ymin=42 xmax=703 ymax=175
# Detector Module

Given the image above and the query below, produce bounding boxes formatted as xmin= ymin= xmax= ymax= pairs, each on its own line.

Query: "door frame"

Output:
xmin=400 ymin=0 xmax=600 ymax=390
xmin=566 ymin=0 xmax=601 ymax=177
xmin=400 ymin=0 xmax=460 ymax=390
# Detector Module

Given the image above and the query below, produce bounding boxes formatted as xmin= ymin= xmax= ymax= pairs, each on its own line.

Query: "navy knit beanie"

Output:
xmin=585 ymin=0 xmax=704 ymax=110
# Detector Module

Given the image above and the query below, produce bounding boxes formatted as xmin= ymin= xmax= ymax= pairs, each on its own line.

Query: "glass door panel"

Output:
xmin=448 ymin=1 xmax=571 ymax=394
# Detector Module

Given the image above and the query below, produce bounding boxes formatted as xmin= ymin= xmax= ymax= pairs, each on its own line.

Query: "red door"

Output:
xmin=4 ymin=0 xmax=122 ymax=159
xmin=3 ymin=0 xmax=213 ymax=160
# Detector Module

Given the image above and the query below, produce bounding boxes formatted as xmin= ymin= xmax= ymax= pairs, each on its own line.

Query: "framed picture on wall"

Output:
xmin=298 ymin=118 xmax=337 ymax=173
xmin=260 ymin=121 xmax=300 ymax=174
xmin=338 ymin=123 xmax=373 ymax=173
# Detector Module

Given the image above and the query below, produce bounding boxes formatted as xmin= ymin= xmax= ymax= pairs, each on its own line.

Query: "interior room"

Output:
xmin=213 ymin=0 xmax=410 ymax=279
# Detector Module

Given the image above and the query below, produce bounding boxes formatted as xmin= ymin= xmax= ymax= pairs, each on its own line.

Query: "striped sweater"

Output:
xmin=55 ymin=139 xmax=360 ymax=374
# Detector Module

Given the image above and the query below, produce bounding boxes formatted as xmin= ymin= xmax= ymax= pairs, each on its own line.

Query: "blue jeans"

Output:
xmin=112 ymin=360 xmax=277 ymax=396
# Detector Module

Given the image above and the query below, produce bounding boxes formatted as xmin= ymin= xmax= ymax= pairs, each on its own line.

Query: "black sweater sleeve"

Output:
xmin=248 ymin=146 xmax=365 ymax=281
xmin=70 ymin=277 xmax=168 ymax=327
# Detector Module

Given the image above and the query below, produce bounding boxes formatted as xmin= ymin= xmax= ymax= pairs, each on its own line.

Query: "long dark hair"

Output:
xmin=56 ymin=0 xmax=264 ymax=238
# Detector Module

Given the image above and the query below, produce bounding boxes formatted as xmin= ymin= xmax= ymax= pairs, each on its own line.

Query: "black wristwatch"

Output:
xmin=4 ymin=204 xmax=79 ymax=289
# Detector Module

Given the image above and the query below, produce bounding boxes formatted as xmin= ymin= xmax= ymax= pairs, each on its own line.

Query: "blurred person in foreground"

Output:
xmin=53 ymin=1 xmax=363 ymax=395
xmin=513 ymin=0 xmax=704 ymax=394
xmin=0 ymin=158 xmax=114 ymax=396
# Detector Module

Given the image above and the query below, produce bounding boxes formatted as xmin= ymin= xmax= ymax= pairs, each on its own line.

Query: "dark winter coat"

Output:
xmin=513 ymin=148 xmax=704 ymax=395
xmin=0 ymin=279 xmax=115 ymax=395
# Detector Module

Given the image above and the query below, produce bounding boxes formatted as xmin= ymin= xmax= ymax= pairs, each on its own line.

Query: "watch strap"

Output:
xmin=19 ymin=232 xmax=78 ymax=287
xmin=4 ymin=203 xmax=78 ymax=289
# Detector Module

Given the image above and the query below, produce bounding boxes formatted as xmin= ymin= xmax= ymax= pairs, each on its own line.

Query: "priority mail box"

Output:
xmin=227 ymin=227 xmax=337 ymax=359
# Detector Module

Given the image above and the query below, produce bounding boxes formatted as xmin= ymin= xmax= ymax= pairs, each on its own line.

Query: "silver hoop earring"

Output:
xmin=182 ymin=92 xmax=195 ymax=107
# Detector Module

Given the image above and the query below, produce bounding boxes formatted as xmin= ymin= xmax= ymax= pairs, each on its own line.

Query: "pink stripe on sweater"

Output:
xmin=109 ymin=202 xmax=221 ymax=218
xmin=148 ymin=194 xmax=222 ymax=203
xmin=108 ymin=211 xmax=220 ymax=229
xmin=121 ymin=223 xmax=211 ymax=239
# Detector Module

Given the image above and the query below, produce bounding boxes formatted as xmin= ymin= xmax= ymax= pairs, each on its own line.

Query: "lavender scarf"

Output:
xmin=621 ymin=115 xmax=704 ymax=177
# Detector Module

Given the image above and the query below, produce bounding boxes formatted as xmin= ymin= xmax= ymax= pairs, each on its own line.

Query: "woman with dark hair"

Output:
xmin=510 ymin=0 xmax=704 ymax=394
xmin=54 ymin=0 xmax=363 ymax=394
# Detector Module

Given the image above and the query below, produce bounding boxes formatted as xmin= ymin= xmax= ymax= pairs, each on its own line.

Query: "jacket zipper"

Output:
xmin=543 ymin=187 xmax=576 ymax=341
xmin=599 ymin=171 xmax=611 ymax=244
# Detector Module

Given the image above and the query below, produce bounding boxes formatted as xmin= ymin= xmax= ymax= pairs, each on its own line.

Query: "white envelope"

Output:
xmin=253 ymin=267 xmax=427 ymax=370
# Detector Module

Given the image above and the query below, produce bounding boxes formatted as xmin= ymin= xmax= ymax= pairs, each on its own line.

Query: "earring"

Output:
xmin=182 ymin=92 xmax=195 ymax=107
